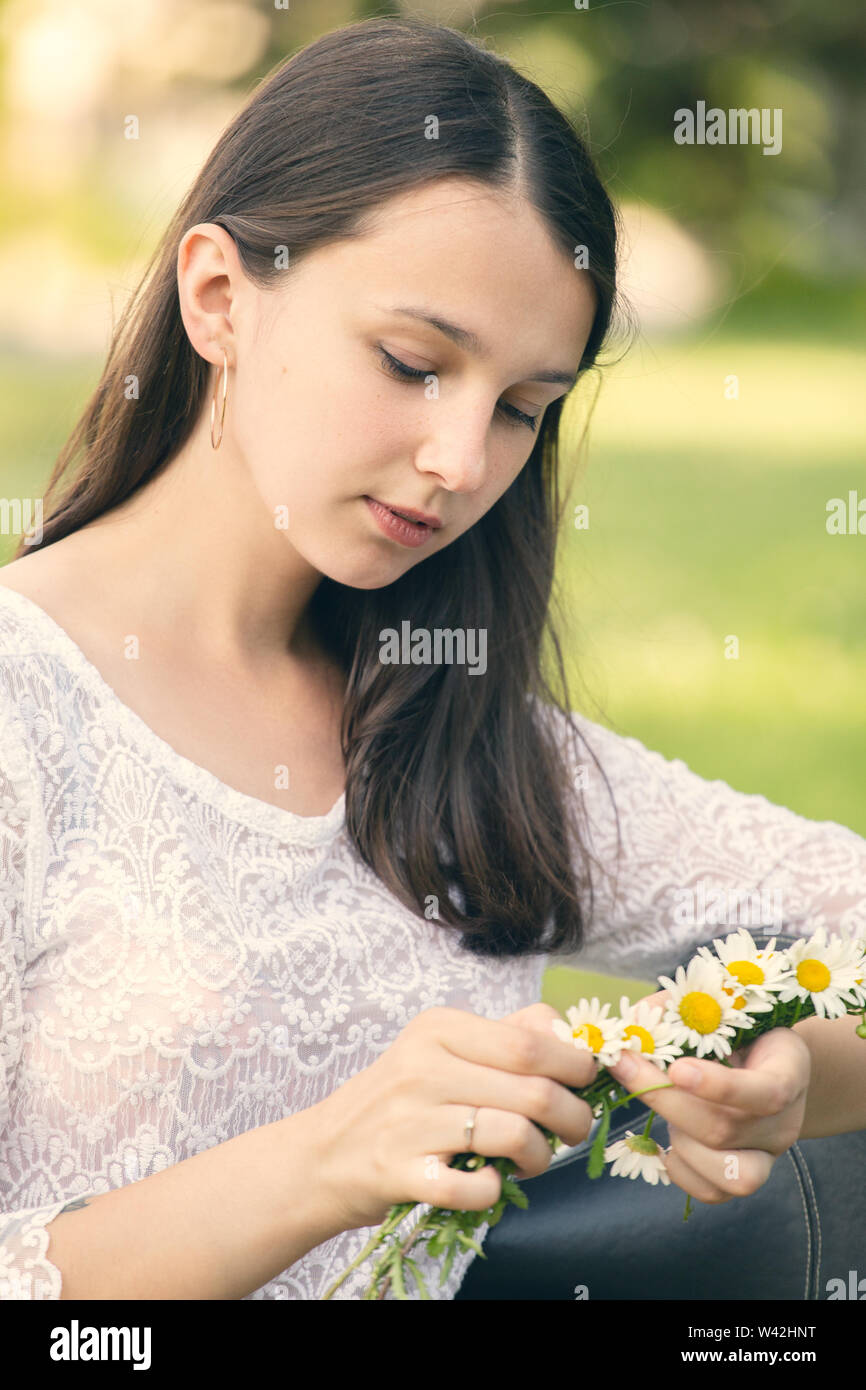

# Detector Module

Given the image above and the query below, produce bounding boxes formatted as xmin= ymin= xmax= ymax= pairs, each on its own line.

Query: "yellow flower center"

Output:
xmin=678 ymin=991 xmax=722 ymax=1034
xmin=623 ymin=1025 xmax=655 ymax=1054
xmin=721 ymin=984 xmax=747 ymax=1009
xmin=625 ymin=1134 xmax=661 ymax=1156
xmin=796 ymin=959 xmax=831 ymax=992
xmin=727 ymin=959 xmax=764 ymax=985
xmin=572 ymin=1022 xmax=604 ymax=1052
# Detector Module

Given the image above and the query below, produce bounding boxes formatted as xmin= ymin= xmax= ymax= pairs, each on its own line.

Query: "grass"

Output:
xmin=555 ymin=331 xmax=866 ymax=831
xmin=541 ymin=322 xmax=866 ymax=1010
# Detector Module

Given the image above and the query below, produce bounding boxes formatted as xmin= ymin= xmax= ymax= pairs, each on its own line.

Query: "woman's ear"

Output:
xmin=176 ymin=222 xmax=241 ymax=369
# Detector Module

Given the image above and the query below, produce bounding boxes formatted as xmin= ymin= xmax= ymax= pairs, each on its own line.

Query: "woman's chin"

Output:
xmin=324 ymin=565 xmax=412 ymax=591
xmin=317 ymin=547 xmax=424 ymax=591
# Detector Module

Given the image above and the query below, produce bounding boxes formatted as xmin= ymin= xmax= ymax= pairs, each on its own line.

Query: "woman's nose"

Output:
xmin=413 ymin=412 xmax=489 ymax=495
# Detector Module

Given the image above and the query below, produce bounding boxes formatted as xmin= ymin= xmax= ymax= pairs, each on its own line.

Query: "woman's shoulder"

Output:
xmin=0 ymin=540 xmax=84 ymax=618
xmin=0 ymin=540 xmax=100 ymax=661
xmin=533 ymin=696 xmax=731 ymax=790
xmin=0 ymin=546 xmax=96 ymax=741
xmin=531 ymin=696 xmax=678 ymax=786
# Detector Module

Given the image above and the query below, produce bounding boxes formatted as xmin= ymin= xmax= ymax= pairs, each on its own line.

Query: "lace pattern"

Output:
xmin=1 ymin=584 xmax=864 ymax=1299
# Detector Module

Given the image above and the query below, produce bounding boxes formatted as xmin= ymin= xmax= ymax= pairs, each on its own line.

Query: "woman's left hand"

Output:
xmin=606 ymin=991 xmax=812 ymax=1204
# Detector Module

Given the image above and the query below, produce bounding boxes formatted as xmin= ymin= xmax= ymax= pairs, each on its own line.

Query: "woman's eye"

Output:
xmin=377 ymin=347 xmax=539 ymax=433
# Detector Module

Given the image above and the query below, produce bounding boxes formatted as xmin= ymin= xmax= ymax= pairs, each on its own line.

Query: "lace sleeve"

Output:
xmin=545 ymin=707 xmax=866 ymax=984
xmin=0 ymin=708 xmax=68 ymax=1300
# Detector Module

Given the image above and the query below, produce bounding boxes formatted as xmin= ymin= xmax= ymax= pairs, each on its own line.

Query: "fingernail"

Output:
xmin=614 ymin=1051 xmax=637 ymax=1080
xmin=675 ymin=1061 xmax=702 ymax=1087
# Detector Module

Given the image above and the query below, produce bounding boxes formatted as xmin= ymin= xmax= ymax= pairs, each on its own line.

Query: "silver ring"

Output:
xmin=463 ymin=1106 xmax=478 ymax=1150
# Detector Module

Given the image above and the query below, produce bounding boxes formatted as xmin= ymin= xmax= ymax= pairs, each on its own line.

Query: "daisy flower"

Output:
xmin=696 ymin=928 xmax=792 ymax=1014
xmin=657 ymin=955 xmax=751 ymax=1060
xmin=839 ymin=929 xmax=866 ymax=1006
xmin=775 ymin=926 xmax=866 ymax=1019
xmin=617 ymin=994 xmax=684 ymax=1069
xmin=603 ymin=1131 xmax=671 ymax=1186
xmin=552 ymin=997 xmax=628 ymax=1067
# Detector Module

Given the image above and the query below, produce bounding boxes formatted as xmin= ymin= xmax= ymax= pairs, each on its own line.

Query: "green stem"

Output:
xmin=641 ymin=1108 xmax=655 ymax=1139
xmin=613 ymin=1080 xmax=675 ymax=1105
xmin=321 ymin=1203 xmax=414 ymax=1300
xmin=375 ymin=1209 xmax=437 ymax=1301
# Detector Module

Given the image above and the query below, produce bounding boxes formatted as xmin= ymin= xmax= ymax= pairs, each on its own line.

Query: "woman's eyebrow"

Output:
xmin=375 ymin=301 xmax=580 ymax=390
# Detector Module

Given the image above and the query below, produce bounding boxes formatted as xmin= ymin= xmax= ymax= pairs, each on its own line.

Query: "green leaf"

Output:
xmin=391 ymin=1254 xmax=407 ymax=1299
xmin=438 ymin=1240 xmax=458 ymax=1288
xmin=455 ymin=1231 xmax=487 ymax=1258
xmin=402 ymin=1258 xmax=431 ymax=1299
xmin=425 ymin=1227 xmax=447 ymax=1259
xmin=500 ymin=1177 xmax=529 ymax=1209
xmin=587 ymin=1100 xmax=612 ymax=1179
xmin=430 ymin=1214 xmax=458 ymax=1253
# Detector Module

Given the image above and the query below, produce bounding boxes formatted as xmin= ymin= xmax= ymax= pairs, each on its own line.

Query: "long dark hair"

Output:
xmin=14 ymin=16 xmax=625 ymax=960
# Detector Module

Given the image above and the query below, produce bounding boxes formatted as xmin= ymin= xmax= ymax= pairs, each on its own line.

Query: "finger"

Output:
xmin=436 ymin=1103 xmax=558 ymax=1181
xmin=603 ymin=1050 xmax=759 ymax=1149
xmin=661 ymin=1141 xmax=737 ymax=1205
xmin=434 ymin=1053 xmax=593 ymax=1150
xmin=667 ymin=1027 xmax=810 ymax=1115
xmin=503 ymin=1002 xmax=566 ymax=1029
xmin=667 ymin=1122 xmax=775 ymax=1199
xmin=608 ymin=1027 xmax=808 ymax=1122
xmin=636 ymin=987 xmax=671 ymax=1010
xmin=606 ymin=1046 xmax=677 ymax=1103
xmin=422 ymin=1005 xmax=598 ymax=1090
xmin=509 ymin=1002 xmax=603 ymax=1088
xmin=611 ymin=1050 xmax=796 ymax=1152
xmin=497 ymin=1007 xmax=602 ymax=1088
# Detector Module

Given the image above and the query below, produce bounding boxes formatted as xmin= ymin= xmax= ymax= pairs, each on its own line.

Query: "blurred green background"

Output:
xmin=1 ymin=0 xmax=863 ymax=1015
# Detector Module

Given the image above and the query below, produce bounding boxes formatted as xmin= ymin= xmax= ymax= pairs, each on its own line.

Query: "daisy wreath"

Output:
xmin=321 ymin=925 xmax=866 ymax=1300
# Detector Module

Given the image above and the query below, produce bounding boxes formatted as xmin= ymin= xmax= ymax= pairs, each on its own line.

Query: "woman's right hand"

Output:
xmin=308 ymin=1003 xmax=597 ymax=1232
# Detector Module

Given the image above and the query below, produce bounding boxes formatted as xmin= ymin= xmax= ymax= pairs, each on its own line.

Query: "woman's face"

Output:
xmin=198 ymin=178 xmax=598 ymax=590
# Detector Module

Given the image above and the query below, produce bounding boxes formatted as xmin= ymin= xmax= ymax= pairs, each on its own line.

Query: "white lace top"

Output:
xmin=1 ymin=582 xmax=865 ymax=1301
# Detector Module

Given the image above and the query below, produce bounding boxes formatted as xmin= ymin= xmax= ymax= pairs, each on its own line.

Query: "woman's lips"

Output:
xmin=364 ymin=496 xmax=439 ymax=548
xmin=366 ymin=496 xmax=442 ymax=527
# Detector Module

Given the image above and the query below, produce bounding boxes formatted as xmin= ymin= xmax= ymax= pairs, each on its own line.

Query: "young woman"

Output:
xmin=1 ymin=16 xmax=865 ymax=1302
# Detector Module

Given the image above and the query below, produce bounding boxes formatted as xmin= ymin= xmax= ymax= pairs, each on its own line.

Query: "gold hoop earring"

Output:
xmin=210 ymin=349 xmax=228 ymax=450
